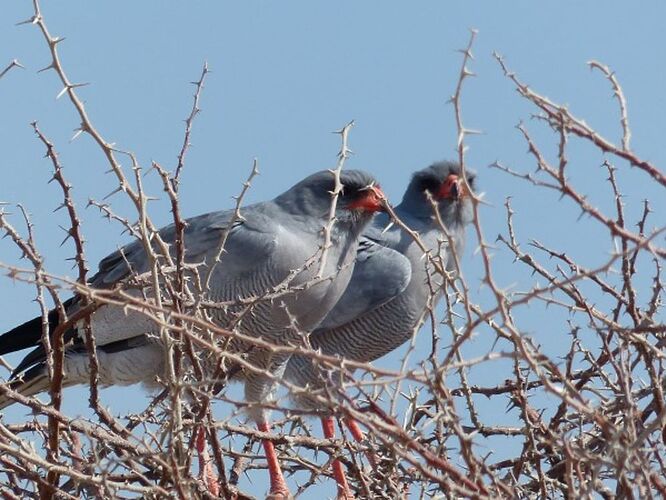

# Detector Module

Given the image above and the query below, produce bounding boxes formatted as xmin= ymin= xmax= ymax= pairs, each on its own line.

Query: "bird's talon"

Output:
xmin=266 ymin=490 xmax=293 ymax=500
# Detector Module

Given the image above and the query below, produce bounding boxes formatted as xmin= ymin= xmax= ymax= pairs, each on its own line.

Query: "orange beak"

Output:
xmin=348 ymin=185 xmax=386 ymax=212
xmin=437 ymin=174 xmax=467 ymax=200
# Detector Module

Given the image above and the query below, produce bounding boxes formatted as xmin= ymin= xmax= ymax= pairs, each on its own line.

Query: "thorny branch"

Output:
xmin=0 ymin=8 xmax=664 ymax=500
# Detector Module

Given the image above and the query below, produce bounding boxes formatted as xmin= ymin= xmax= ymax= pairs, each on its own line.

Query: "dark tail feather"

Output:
xmin=0 ymin=363 xmax=81 ymax=410
xmin=0 ymin=298 xmax=75 ymax=356
xmin=0 ymin=310 xmax=58 ymax=356
xmin=0 ymin=364 xmax=49 ymax=410
xmin=12 ymin=345 xmax=48 ymax=378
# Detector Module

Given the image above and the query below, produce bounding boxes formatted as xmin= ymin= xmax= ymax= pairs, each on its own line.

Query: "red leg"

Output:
xmin=321 ymin=417 xmax=354 ymax=499
xmin=344 ymin=417 xmax=377 ymax=468
xmin=196 ymin=427 xmax=220 ymax=497
xmin=257 ymin=422 xmax=291 ymax=499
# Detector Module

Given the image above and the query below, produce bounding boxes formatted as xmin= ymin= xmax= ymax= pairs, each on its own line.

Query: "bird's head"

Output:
xmin=401 ymin=160 xmax=476 ymax=227
xmin=275 ymin=169 xmax=386 ymax=230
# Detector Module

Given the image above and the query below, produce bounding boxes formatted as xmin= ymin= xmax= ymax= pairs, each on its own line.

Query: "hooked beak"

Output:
xmin=347 ymin=185 xmax=387 ymax=213
xmin=437 ymin=174 xmax=468 ymax=201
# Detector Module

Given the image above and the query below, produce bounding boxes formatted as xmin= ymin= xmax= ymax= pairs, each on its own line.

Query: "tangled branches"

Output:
xmin=0 ymin=5 xmax=664 ymax=500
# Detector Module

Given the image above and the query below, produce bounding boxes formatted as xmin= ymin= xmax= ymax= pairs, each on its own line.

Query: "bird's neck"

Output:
xmin=394 ymin=200 xmax=438 ymax=226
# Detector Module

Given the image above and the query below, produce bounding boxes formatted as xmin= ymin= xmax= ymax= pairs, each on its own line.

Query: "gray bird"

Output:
xmin=283 ymin=161 xmax=475 ymax=497
xmin=0 ymin=169 xmax=385 ymax=499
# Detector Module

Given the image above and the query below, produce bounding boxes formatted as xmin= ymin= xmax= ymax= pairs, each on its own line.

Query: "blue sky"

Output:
xmin=1 ymin=1 xmax=664 ymax=497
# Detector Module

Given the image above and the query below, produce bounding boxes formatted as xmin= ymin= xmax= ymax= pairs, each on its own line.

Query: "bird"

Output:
xmin=283 ymin=161 xmax=475 ymax=498
xmin=0 ymin=168 xmax=386 ymax=499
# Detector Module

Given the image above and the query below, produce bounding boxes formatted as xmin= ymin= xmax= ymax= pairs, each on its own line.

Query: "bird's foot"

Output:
xmin=336 ymin=487 xmax=355 ymax=500
xmin=196 ymin=427 xmax=220 ymax=497
xmin=344 ymin=417 xmax=377 ymax=468
xmin=332 ymin=460 xmax=355 ymax=500
xmin=321 ymin=417 xmax=355 ymax=500
xmin=265 ymin=487 xmax=293 ymax=500
xmin=258 ymin=422 xmax=292 ymax=500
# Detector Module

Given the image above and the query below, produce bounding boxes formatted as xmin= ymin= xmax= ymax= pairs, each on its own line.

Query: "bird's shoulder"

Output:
xmin=215 ymin=203 xmax=310 ymax=269
xmin=362 ymin=214 xmax=403 ymax=247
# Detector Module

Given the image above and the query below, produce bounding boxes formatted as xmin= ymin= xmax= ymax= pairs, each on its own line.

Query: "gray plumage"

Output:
xmin=0 ymin=169 xmax=383 ymax=418
xmin=284 ymin=161 xmax=475 ymax=409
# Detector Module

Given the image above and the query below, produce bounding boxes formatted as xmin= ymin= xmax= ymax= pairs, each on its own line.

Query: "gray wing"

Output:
xmin=90 ymin=210 xmax=239 ymax=288
xmin=2 ymin=207 xmax=279 ymax=381
xmin=316 ymin=237 xmax=411 ymax=330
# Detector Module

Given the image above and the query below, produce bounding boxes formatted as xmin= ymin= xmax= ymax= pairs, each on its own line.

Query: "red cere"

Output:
xmin=438 ymin=174 xmax=463 ymax=200
xmin=348 ymin=185 xmax=386 ymax=212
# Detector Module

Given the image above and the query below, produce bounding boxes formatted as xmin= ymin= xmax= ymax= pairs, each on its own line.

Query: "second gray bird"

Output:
xmin=283 ymin=161 xmax=475 ymax=497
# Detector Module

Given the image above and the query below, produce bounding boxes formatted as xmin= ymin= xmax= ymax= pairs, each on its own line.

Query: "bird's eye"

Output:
xmin=342 ymin=181 xmax=375 ymax=199
xmin=340 ymin=185 xmax=357 ymax=199
xmin=420 ymin=178 xmax=440 ymax=194
xmin=345 ymin=184 xmax=385 ymax=212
